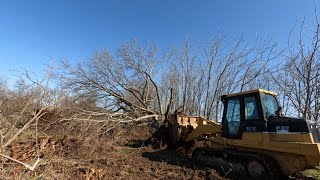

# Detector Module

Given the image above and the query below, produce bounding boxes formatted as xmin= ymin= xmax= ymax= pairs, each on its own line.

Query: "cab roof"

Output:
xmin=224 ymin=89 xmax=277 ymax=98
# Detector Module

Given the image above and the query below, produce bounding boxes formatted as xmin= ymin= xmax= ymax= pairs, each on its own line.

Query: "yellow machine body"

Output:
xmin=176 ymin=114 xmax=320 ymax=175
xmin=155 ymin=89 xmax=320 ymax=179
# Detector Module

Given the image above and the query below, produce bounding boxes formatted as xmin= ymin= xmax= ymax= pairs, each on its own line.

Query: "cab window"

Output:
xmin=226 ymin=99 xmax=241 ymax=136
xmin=245 ymin=96 xmax=259 ymax=120
xmin=261 ymin=93 xmax=279 ymax=119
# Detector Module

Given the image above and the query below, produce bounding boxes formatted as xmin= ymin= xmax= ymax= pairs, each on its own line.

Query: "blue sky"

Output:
xmin=0 ymin=0 xmax=317 ymax=84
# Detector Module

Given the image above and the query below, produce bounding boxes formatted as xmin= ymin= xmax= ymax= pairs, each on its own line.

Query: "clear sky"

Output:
xmin=0 ymin=0 xmax=317 ymax=84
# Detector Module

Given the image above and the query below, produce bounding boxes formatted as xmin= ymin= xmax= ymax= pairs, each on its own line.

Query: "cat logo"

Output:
xmin=276 ymin=126 xmax=290 ymax=134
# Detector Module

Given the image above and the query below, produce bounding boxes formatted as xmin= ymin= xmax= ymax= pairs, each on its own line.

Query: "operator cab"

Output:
xmin=221 ymin=89 xmax=320 ymax=142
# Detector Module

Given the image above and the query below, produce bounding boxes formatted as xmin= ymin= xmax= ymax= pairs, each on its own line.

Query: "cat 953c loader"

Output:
xmin=149 ymin=89 xmax=320 ymax=179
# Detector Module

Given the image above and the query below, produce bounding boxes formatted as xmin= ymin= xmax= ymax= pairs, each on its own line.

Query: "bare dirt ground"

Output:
xmin=1 ymin=116 xmax=315 ymax=180
xmin=1 ymin=124 xmax=226 ymax=180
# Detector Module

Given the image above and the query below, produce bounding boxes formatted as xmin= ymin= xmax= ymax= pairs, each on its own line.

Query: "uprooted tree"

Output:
xmin=58 ymin=40 xmax=163 ymax=120
xmin=57 ymin=35 xmax=280 ymax=121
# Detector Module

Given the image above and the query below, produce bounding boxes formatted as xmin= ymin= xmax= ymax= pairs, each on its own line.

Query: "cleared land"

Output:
xmin=0 ymin=119 xmax=318 ymax=180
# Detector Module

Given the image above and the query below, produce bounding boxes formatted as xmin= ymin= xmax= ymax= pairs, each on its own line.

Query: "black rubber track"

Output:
xmin=192 ymin=147 xmax=284 ymax=180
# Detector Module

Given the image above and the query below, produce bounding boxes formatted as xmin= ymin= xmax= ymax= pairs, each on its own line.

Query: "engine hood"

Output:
xmin=267 ymin=117 xmax=309 ymax=133
xmin=267 ymin=116 xmax=320 ymax=142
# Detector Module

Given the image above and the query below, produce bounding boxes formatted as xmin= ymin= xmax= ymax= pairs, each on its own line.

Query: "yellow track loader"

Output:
xmin=150 ymin=89 xmax=320 ymax=179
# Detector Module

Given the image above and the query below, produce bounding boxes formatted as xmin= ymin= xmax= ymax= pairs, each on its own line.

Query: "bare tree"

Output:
xmin=272 ymin=17 xmax=320 ymax=121
xmin=160 ymin=35 xmax=279 ymax=120
xmin=58 ymin=35 xmax=279 ymax=121
xmin=58 ymin=40 xmax=164 ymax=119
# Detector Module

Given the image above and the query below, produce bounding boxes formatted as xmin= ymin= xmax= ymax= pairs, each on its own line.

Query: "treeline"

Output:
xmin=56 ymin=35 xmax=279 ymax=121
xmin=1 ymin=19 xmax=320 ymax=122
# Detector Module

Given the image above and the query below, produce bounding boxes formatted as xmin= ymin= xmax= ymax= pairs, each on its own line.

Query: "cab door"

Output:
xmin=242 ymin=94 xmax=267 ymax=132
xmin=221 ymin=93 xmax=267 ymax=139
xmin=222 ymin=98 xmax=242 ymax=138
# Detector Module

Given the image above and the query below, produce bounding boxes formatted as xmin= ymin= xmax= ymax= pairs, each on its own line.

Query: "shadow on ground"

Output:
xmin=128 ymin=139 xmax=277 ymax=180
xmin=141 ymin=149 xmax=263 ymax=180
xmin=141 ymin=149 xmax=194 ymax=168
xmin=141 ymin=149 xmax=230 ymax=180
xmin=125 ymin=139 xmax=148 ymax=148
xmin=126 ymin=139 xmax=193 ymax=168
